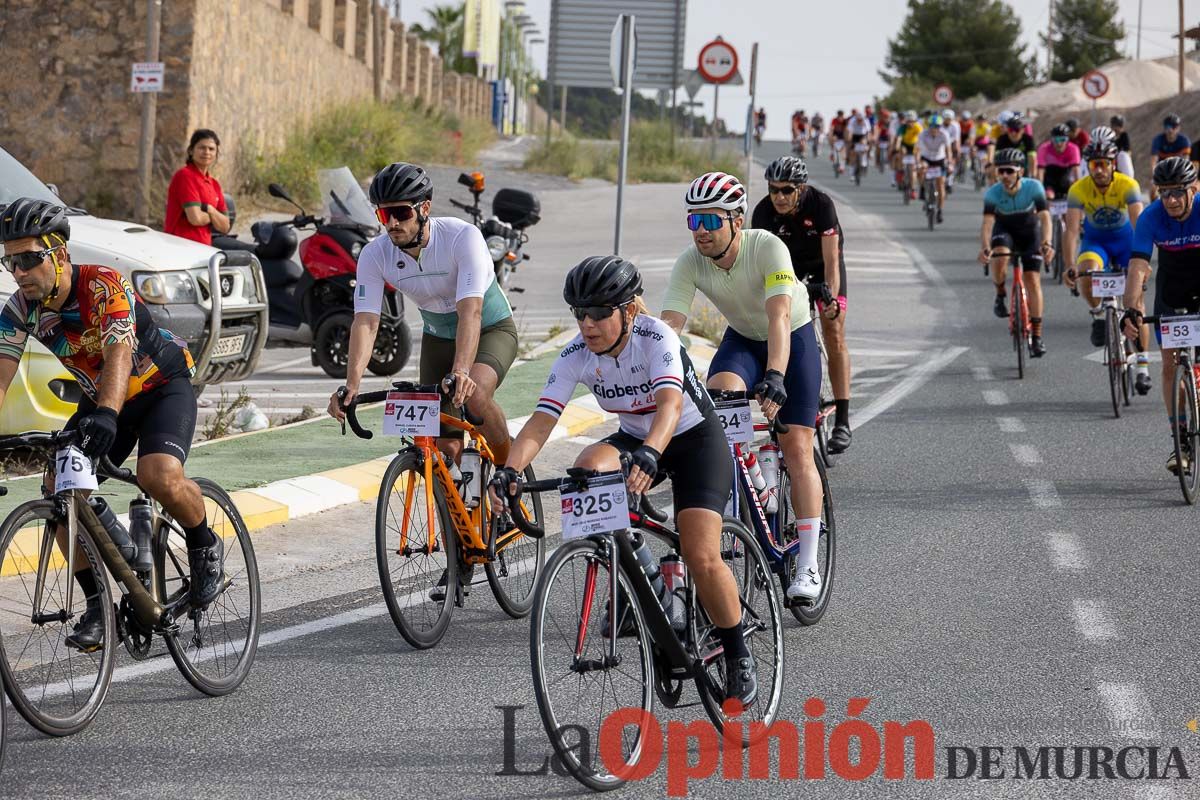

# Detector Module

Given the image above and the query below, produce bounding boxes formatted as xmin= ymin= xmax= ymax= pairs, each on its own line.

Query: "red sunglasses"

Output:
xmin=374 ymin=204 xmax=419 ymax=225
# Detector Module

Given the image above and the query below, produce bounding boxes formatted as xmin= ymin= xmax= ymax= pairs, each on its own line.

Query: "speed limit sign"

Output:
xmin=933 ymin=84 xmax=954 ymax=106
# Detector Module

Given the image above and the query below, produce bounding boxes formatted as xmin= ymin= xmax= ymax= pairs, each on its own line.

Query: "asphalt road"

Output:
xmin=4 ymin=141 xmax=1199 ymax=799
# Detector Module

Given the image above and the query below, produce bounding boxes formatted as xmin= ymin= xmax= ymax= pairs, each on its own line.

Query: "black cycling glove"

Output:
xmin=629 ymin=445 xmax=661 ymax=482
xmin=753 ymin=369 xmax=788 ymax=407
xmin=78 ymin=407 xmax=119 ymax=460
xmin=489 ymin=466 xmax=523 ymax=500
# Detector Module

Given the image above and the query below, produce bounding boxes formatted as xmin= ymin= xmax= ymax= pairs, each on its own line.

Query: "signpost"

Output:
xmin=613 ymin=14 xmax=637 ymax=255
xmin=697 ymin=36 xmax=739 ymax=159
xmin=1081 ymin=68 xmax=1110 ymax=129
xmin=134 ymin=0 xmax=163 ymax=226
xmin=744 ymin=43 xmax=759 ymax=192
xmin=933 ymin=83 xmax=954 ymax=107
xmin=130 ymin=62 xmax=165 ymax=93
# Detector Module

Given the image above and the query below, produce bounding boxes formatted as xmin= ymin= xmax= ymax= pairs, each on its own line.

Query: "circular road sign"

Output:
xmin=1081 ymin=69 xmax=1110 ymax=100
xmin=697 ymin=38 xmax=738 ymax=84
xmin=933 ymin=83 xmax=954 ymax=106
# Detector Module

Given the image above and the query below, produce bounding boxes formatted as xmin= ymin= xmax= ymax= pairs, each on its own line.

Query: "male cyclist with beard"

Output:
xmin=978 ymin=148 xmax=1054 ymax=357
xmin=329 ymin=162 xmax=518 ymax=600
xmin=1122 ymin=158 xmax=1200 ymax=473
xmin=0 ymin=198 xmax=221 ymax=650
xmin=752 ymin=157 xmax=853 ymax=452
xmin=1063 ymin=131 xmax=1146 ymax=390
xmin=493 ymin=256 xmax=758 ymax=705
xmin=661 ymin=172 xmax=827 ymax=602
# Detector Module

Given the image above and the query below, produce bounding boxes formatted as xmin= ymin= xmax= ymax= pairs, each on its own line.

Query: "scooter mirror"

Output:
xmin=268 ymin=183 xmax=293 ymax=202
xmin=456 ymin=173 xmax=475 ymax=188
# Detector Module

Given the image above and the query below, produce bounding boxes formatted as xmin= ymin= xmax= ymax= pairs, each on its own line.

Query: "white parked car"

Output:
xmin=0 ymin=145 xmax=269 ymax=428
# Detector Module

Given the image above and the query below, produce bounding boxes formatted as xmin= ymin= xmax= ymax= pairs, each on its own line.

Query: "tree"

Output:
xmin=411 ymin=3 xmax=468 ymax=73
xmin=1044 ymin=0 xmax=1125 ymax=82
xmin=881 ymin=0 xmax=1036 ymax=103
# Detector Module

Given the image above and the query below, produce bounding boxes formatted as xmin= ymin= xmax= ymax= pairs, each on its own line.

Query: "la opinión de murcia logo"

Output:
xmin=496 ymin=700 xmax=1194 ymax=793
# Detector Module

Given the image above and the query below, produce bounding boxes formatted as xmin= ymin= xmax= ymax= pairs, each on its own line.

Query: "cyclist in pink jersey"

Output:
xmin=1036 ymin=124 xmax=1082 ymax=201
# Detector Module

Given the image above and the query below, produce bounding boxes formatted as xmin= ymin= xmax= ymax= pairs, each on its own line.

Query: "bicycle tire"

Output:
xmin=155 ymin=478 xmax=261 ymax=696
xmin=486 ymin=464 xmax=546 ymax=619
xmin=530 ymin=537 xmax=653 ymax=792
xmin=1106 ymin=307 xmax=1122 ymax=418
xmin=0 ymin=670 xmax=5 ymax=772
xmin=376 ymin=450 xmax=458 ymax=648
xmin=692 ymin=519 xmax=784 ymax=746
xmin=1171 ymin=361 xmax=1200 ymax=504
xmin=784 ymin=454 xmax=836 ymax=626
xmin=1013 ymin=279 xmax=1026 ymax=379
xmin=0 ymin=500 xmax=116 ymax=736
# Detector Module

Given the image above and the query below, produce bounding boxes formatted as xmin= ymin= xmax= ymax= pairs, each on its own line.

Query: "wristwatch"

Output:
xmin=200 ymin=201 xmax=209 ymax=213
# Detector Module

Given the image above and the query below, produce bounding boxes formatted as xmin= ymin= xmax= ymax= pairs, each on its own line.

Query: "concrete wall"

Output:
xmin=1 ymin=0 xmax=502 ymax=221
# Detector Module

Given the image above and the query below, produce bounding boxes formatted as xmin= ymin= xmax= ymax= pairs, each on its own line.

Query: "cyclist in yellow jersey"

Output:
xmin=891 ymin=111 xmax=923 ymax=200
xmin=1062 ymin=131 xmax=1150 ymax=391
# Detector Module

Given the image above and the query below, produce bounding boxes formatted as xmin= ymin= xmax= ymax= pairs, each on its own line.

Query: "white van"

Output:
xmin=0 ymin=145 xmax=269 ymax=420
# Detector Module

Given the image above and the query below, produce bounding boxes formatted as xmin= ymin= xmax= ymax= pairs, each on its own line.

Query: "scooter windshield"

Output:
xmin=317 ymin=167 xmax=380 ymax=233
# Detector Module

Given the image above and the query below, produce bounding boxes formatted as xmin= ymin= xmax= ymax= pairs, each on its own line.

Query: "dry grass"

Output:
xmin=685 ymin=297 xmax=726 ymax=342
xmin=202 ymin=387 xmax=253 ymax=441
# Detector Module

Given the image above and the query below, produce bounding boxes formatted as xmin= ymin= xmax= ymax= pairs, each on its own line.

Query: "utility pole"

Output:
xmin=1137 ymin=0 xmax=1143 ymax=59
xmin=1047 ymin=0 xmax=1055 ymax=79
xmin=135 ymin=0 xmax=162 ymax=225
xmin=372 ymin=0 xmax=384 ymax=101
xmin=1180 ymin=0 xmax=1187 ymax=96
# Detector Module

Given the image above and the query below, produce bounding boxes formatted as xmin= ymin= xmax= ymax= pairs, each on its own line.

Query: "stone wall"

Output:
xmin=0 ymin=0 xmax=502 ymax=221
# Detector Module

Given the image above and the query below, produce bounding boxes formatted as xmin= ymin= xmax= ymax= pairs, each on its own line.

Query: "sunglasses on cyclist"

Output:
xmin=1159 ymin=187 xmax=1191 ymax=201
xmin=0 ymin=246 xmax=60 ymax=274
xmin=374 ymin=204 xmax=420 ymax=225
xmin=686 ymin=212 xmax=729 ymax=232
xmin=768 ymin=185 xmax=798 ymax=197
xmin=996 ymin=167 xmax=1020 ymax=175
xmin=571 ymin=303 xmax=628 ymax=322
xmin=1052 ymin=136 xmax=1068 ymax=144
xmin=1088 ymin=159 xmax=1113 ymax=169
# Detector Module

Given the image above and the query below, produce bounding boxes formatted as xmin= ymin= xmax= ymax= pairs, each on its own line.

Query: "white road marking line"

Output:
xmin=982 ymin=389 xmax=1009 ymax=406
xmin=258 ymin=355 xmax=317 ymax=373
xmin=1046 ymin=530 xmax=1088 ymax=570
xmin=1096 ymin=681 xmax=1159 ymax=740
xmin=851 ymin=346 xmax=969 ymax=430
xmin=972 ymin=366 xmax=993 ymax=381
xmin=1010 ymin=444 xmax=1042 ymax=465
xmin=1023 ymin=478 xmax=1062 ymax=508
xmin=1072 ymin=599 xmax=1118 ymax=640
xmin=996 ymin=416 xmax=1026 ymax=433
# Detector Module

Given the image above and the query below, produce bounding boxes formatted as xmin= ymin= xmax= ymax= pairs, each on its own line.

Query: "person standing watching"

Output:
xmin=164 ymin=129 xmax=230 ymax=245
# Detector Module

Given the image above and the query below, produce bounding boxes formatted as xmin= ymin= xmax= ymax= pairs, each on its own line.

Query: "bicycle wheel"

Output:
xmin=486 ymin=465 xmax=546 ymax=618
xmin=1122 ymin=339 xmax=1135 ymax=406
xmin=1105 ymin=307 xmax=1122 ymax=418
xmin=1012 ymin=279 xmax=1026 ymax=379
xmin=0 ymin=500 xmax=116 ymax=736
xmin=530 ymin=536 xmax=653 ymax=792
xmin=692 ymin=519 xmax=784 ymax=745
xmin=154 ymin=478 xmax=260 ymax=696
xmin=376 ymin=450 xmax=457 ymax=649
xmin=778 ymin=454 xmax=836 ymax=626
xmin=0 ymin=670 xmax=5 ymax=772
xmin=1171 ymin=361 xmax=1200 ymax=504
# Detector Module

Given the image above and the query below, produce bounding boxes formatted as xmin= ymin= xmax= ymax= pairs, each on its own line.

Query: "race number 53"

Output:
xmin=1160 ymin=315 xmax=1200 ymax=349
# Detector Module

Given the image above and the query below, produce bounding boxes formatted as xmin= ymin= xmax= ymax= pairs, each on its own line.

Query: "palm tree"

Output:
xmin=411 ymin=3 xmax=466 ymax=72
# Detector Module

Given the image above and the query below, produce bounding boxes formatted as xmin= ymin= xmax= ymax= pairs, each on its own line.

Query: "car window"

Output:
xmin=0 ymin=146 xmax=69 ymax=208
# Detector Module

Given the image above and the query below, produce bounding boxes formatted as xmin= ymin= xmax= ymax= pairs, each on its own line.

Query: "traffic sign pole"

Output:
xmin=614 ymin=14 xmax=636 ymax=255
xmin=135 ymin=0 xmax=162 ymax=226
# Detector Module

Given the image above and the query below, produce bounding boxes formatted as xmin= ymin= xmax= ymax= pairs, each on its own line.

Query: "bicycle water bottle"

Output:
xmin=128 ymin=498 xmax=155 ymax=578
xmin=757 ymin=444 xmax=781 ymax=514
xmin=659 ymin=554 xmax=688 ymax=633
xmin=89 ymin=497 xmax=136 ymax=564
xmin=460 ymin=447 xmax=482 ymax=508
xmin=632 ymin=535 xmax=682 ymax=630
xmin=742 ymin=451 xmax=770 ymax=508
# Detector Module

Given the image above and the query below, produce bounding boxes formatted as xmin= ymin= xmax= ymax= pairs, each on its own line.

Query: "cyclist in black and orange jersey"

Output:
xmin=0 ymin=198 xmax=224 ymax=650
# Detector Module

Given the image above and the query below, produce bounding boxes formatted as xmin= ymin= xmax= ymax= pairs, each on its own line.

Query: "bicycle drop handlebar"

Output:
xmin=338 ymin=378 xmax=485 ymax=440
xmin=0 ymin=429 xmax=135 ymax=496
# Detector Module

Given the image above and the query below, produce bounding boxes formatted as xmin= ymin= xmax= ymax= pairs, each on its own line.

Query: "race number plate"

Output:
xmin=1049 ymin=199 xmax=1069 ymax=217
xmin=715 ymin=398 xmax=753 ymax=444
xmin=855 ymin=142 xmax=869 ymax=153
xmin=902 ymin=154 xmax=916 ymax=165
xmin=1092 ymin=273 xmax=1126 ymax=298
xmin=55 ymin=446 xmax=97 ymax=494
xmin=561 ymin=472 xmax=628 ymax=540
xmin=834 ymin=140 xmax=845 ymax=150
xmin=1159 ymin=315 xmax=1200 ymax=349
xmin=925 ymin=166 xmax=943 ymax=178
xmin=382 ymin=391 xmax=441 ymax=436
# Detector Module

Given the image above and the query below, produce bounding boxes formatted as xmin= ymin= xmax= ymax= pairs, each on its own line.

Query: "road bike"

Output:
xmin=0 ymin=670 xmax=5 ymax=772
xmin=711 ymin=390 xmax=836 ymax=626
xmin=972 ymin=148 xmax=988 ymax=191
xmin=1144 ymin=310 xmax=1200 ymax=504
xmin=1046 ymin=197 xmax=1068 ymax=283
xmin=922 ymin=165 xmax=943 ymax=231
xmin=512 ymin=460 xmax=783 ymax=791
xmin=0 ymin=430 xmax=259 ymax=736
xmin=831 ymin=139 xmax=846 ymax=177
xmin=810 ymin=129 xmax=822 ymax=158
xmin=341 ymin=381 xmax=545 ymax=649
xmin=1075 ymin=269 xmax=1141 ymax=418
xmin=853 ymin=142 xmax=870 ymax=186
xmin=985 ymin=250 xmax=1033 ymax=379
xmin=900 ymin=154 xmax=916 ymax=205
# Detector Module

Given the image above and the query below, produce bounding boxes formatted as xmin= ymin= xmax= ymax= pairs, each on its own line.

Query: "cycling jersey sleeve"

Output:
xmin=760 ymin=236 xmax=800 ymax=301
xmin=1130 ymin=203 xmax=1161 ymax=262
xmin=1021 ymin=134 xmax=1037 ymax=154
xmin=0 ymin=297 xmax=29 ymax=364
xmin=1122 ymin=177 xmax=1143 ymax=207
xmin=534 ymin=340 xmax=585 ymax=419
xmin=89 ymin=267 xmax=138 ymax=348
xmin=1031 ymin=181 xmax=1048 ymax=212
xmin=983 ymin=184 xmax=1002 ymax=215
xmin=1067 ymin=180 xmax=1086 ymax=212
xmin=661 ymin=253 xmax=699 ymax=318
xmin=453 ymin=223 xmax=494 ymax=303
xmin=353 ymin=238 xmax=387 ymax=315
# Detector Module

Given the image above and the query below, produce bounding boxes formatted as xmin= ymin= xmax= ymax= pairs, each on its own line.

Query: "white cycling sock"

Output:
xmin=794 ymin=517 xmax=822 ymax=573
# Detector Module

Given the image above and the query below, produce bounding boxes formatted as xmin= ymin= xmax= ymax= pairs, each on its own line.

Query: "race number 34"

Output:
xmin=715 ymin=398 xmax=753 ymax=444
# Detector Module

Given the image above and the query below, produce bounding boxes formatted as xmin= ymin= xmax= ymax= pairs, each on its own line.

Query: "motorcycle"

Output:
xmin=448 ymin=171 xmax=540 ymax=293
xmin=213 ymin=167 xmax=411 ymax=379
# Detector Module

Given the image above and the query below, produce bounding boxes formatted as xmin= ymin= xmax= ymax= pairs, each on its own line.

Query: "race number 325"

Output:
xmin=561 ymin=472 xmax=627 ymax=540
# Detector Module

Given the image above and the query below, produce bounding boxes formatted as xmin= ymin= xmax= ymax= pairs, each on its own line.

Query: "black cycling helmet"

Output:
xmin=994 ymin=148 xmax=1026 ymax=168
xmin=1065 ymin=117 xmax=1080 ymax=130
xmin=765 ymin=156 xmax=809 ymax=184
xmin=369 ymin=162 xmax=433 ymax=205
xmin=1109 ymin=114 xmax=1126 ymax=127
xmin=1164 ymin=113 xmax=1182 ymax=128
xmin=1083 ymin=140 xmax=1118 ymax=161
xmin=563 ymin=255 xmax=643 ymax=308
xmin=1050 ymin=124 xmax=1070 ymax=138
xmin=0 ymin=198 xmax=70 ymax=244
xmin=1153 ymin=156 xmax=1198 ymax=187
xmin=1005 ymin=113 xmax=1024 ymax=130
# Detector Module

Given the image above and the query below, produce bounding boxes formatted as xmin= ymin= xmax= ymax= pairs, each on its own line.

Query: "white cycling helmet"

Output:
xmin=904 ymin=109 xmax=918 ymax=122
xmin=997 ymin=109 xmax=1014 ymax=126
xmin=943 ymin=109 xmax=956 ymax=120
xmin=685 ymin=172 xmax=748 ymax=213
xmin=961 ymin=110 xmax=973 ymax=121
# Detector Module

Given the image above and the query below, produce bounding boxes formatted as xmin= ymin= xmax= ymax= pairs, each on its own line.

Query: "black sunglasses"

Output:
xmin=375 ymin=204 xmax=419 ymax=225
xmin=1159 ymin=187 xmax=1191 ymax=201
xmin=996 ymin=167 xmax=1020 ymax=175
xmin=571 ymin=303 xmax=628 ymax=322
xmin=1 ymin=246 xmax=60 ymax=274
xmin=768 ymin=185 xmax=798 ymax=196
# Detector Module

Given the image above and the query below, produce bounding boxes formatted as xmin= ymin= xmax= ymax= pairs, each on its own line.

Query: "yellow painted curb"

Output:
xmin=318 ymin=460 xmax=391 ymax=502
xmin=228 ymin=490 xmax=289 ymax=532
xmin=558 ymin=403 xmax=607 ymax=436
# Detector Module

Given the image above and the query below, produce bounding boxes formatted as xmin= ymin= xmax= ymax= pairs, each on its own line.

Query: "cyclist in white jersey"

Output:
xmin=661 ymin=172 xmax=826 ymax=602
xmin=329 ymin=162 xmax=518 ymax=465
xmin=492 ymin=256 xmax=759 ymax=706
xmin=917 ymin=115 xmax=953 ymax=223
xmin=846 ymin=111 xmax=873 ymax=174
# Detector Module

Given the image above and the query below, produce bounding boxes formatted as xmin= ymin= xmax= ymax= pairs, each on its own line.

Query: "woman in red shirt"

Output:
xmin=164 ymin=129 xmax=230 ymax=245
